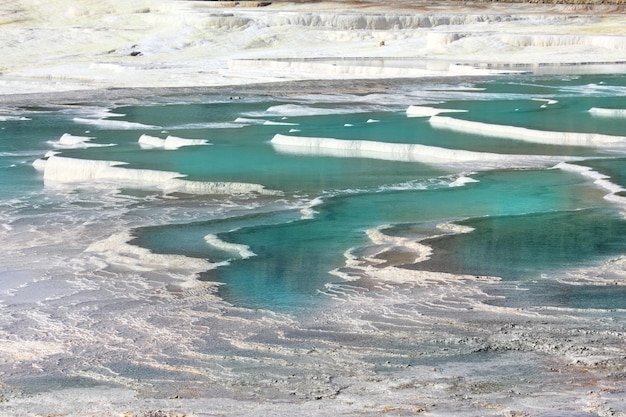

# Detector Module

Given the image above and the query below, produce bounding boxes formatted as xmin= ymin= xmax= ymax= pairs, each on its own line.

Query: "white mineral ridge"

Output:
xmin=1 ymin=0 xmax=626 ymax=94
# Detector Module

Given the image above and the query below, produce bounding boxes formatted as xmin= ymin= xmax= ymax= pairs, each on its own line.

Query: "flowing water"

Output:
xmin=3 ymin=75 xmax=626 ymax=311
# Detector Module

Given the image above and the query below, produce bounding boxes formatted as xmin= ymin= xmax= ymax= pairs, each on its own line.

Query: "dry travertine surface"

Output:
xmin=206 ymin=0 xmax=626 ymax=8
xmin=1 ymin=0 xmax=626 ymax=97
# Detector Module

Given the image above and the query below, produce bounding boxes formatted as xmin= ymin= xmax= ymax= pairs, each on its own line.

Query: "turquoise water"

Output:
xmin=2 ymin=74 xmax=626 ymax=312
xmin=418 ymin=208 xmax=626 ymax=277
